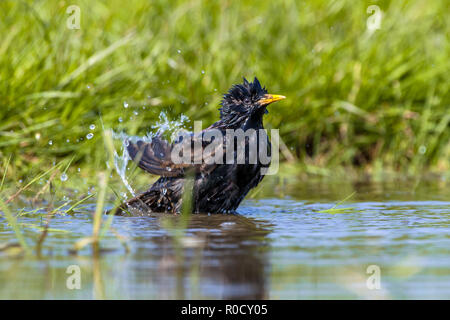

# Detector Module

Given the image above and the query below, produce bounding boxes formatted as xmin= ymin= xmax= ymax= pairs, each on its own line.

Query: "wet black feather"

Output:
xmin=113 ymin=77 xmax=273 ymax=215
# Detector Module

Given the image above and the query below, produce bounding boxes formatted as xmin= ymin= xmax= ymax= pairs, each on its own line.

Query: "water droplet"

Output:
xmin=123 ymin=101 xmax=129 ymax=108
xmin=66 ymin=139 xmax=70 ymax=143
xmin=19 ymin=179 xmax=23 ymax=183
xmin=201 ymin=70 xmax=205 ymax=74
xmin=87 ymin=85 xmax=91 ymax=89
xmin=48 ymin=140 xmax=53 ymax=145
xmin=133 ymin=111 xmax=139 ymax=115
xmin=118 ymin=117 xmax=123 ymax=123
xmin=177 ymin=49 xmax=181 ymax=54
xmin=419 ymin=145 xmax=427 ymax=154
xmin=60 ymin=173 xmax=68 ymax=182
xmin=89 ymin=124 xmax=96 ymax=130
xmin=220 ymin=222 xmax=236 ymax=228
xmin=77 ymin=168 xmax=81 ymax=172
xmin=86 ymin=133 xmax=94 ymax=140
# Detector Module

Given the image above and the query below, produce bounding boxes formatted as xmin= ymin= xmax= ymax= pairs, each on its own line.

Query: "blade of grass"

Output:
xmin=0 ymin=197 xmax=32 ymax=255
xmin=0 ymin=155 xmax=12 ymax=194
xmin=64 ymin=193 xmax=96 ymax=214
xmin=5 ymin=161 xmax=64 ymax=204
xmin=317 ymin=191 xmax=357 ymax=213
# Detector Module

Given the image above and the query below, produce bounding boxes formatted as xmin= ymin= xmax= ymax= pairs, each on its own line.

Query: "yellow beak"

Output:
xmin=258 ymin=94 xmax=286 ymax=106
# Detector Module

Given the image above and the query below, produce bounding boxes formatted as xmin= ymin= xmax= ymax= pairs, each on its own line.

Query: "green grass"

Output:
xmin=0 ymin=128 xmax=128 ymax=257
xmin=0 ymin=0 xmax=449 ymax=182
xmin=317 ymin=191 xmax=358 ymax=214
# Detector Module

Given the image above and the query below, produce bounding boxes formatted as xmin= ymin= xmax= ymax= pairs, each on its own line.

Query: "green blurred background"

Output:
xmin=1 ymin=0 xmax=449 ymax=180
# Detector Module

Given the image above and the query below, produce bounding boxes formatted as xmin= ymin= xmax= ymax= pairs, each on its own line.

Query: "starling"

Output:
xmin=115 ymin=77 xmax=285 ymax=215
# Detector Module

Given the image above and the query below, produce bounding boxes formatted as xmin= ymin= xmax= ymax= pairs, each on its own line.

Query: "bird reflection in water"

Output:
xmin=127 ymin=213 xmax=273 ymax=299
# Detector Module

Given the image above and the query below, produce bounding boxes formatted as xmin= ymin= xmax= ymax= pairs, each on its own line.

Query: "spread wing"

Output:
xmin=126 ymin=131 xmax=223 ymax=178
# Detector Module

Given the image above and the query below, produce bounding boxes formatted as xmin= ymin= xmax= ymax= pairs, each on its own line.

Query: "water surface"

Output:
xmin=0 ymin=177 xmax=449 ymax=299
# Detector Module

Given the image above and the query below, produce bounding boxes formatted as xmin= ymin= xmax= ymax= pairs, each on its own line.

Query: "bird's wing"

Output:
xmin=126 ymin=132 xmax=221 ymax=177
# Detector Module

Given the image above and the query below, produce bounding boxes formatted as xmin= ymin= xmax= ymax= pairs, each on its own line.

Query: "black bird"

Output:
xmin=115 ymin=77 xmax=285 ymax=215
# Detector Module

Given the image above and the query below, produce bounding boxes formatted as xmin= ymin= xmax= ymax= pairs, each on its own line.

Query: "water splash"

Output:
xmin=111 ymin=111 xmax=190 ymax=198
xmin=111 ymin=132 xmax=139 ymax=197
xmin=151 ymin=111 xmax=190 ymax=142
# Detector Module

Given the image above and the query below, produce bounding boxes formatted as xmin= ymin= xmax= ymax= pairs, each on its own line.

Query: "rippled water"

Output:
xmin=0 ymin=177 xmax=449 ymax=299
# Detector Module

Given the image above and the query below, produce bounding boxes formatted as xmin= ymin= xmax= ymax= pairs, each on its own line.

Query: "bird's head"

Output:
xmin=219 ymin=77 xmax=285 ymax=120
